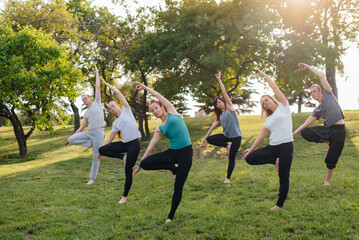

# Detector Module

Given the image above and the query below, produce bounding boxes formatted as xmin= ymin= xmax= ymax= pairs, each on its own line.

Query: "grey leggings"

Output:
xmin=68 ymin=130 xmax=105 ymax=179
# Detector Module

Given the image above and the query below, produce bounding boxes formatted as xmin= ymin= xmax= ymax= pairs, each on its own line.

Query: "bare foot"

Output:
xmin=275 ymin=158 xmax=279 ymax=176
xmin=165 ymin=219 xmax=172 ymax=224
xmin=86 ymin=179 xmax=95 ymax=185
xmin=270 ymin=205 xmax=281 ymax=210
xmin=65 ymin=139 xmax=69 ymax=146
xmin=118 ymin=196 xmax=127 ymax=204
xmin=224 ymin=178 xmax=231 ymax=184
xmin=324 ymin=181 xmax=331 ymax=186
xmin=227 ymin=144 xmax=232 ymax=157
xmin=123 ymin=154 xmax=127 ymax=167
xmin=173 ymin=175 xmax=177 ymax=183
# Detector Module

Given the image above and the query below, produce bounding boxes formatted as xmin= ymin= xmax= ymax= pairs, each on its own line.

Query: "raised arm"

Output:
xmin=257 ymin=69 xmax=287 ymax=106
xmin=94 ymin=65 xmax=101 ymax=100
xmin=132 ymin=127 xmax=163 ymax=176
xmin=100 ymin=77 xmax=130 ymax=109
xmin=292 ymin=115 xmax=317 ymax=136
xmin=215 ymin=71 xmax=235 ymax=111
xmin=242 ymin=127 xmax=270 ymax=159
xmin=135 ymin=82 xmax=178 ymax=115
xmin=298 ymin=63 xmax=331 ymax=92
xmin=201 ymin=120 xmax=220 ymax=147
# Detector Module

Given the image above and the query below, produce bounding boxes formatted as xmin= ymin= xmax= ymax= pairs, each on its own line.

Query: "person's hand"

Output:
xmin=215 ymin=70 xmax=221 ymax=81
xmin=65 ymin=139 xmax=69 ymax=146
xmin=135 ymin=82 xmax=145 ymax=90
xmin=201 ymin=139 xmax=207 ymax=148
xmin=132 ymin=165 xmax=141 ymax=176
xmin=298 ymin=63 xmax=309 ymax=70
xmin=242 ymin=149 xmax=251 ymax=159
xmin=97 ymin=154 xmax=103 ymax=162
xmin=255 ymin=69 xmax=266 ymax=78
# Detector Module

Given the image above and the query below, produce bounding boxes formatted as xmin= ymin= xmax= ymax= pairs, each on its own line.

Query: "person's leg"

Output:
xmin=301 ymin=126 xmax=327 ymax=143
xmin=245 ymin=145 xmax=276 ymax=166
xmin=99 ymin=142 xmax=126 ymax=159
xmin=206 ymin=134 xmax=229 ymax=148
xmin=324 ymin=140 xmax=345 ymax=185
xmin=88 ymin=130 xmax=105 ymax=182
xmin=140 ymin=150 xmax=176 ymax=174
xmin=275 ymin=142 xmax=294 ymax=209
xmin=167 ymin=145 xmax=193 ymax=221
xmin=226 ymin=136 xmax=242 ymax=181
xmin=68 ymin=131 xmax=92 ymax=147
xmin=121 ymin=139 xmax=141 ymax=202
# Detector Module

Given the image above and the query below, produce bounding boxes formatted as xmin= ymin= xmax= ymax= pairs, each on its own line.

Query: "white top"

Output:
xmin=83 ymin=98 xmax=104 ymax=130
xmin=263 ymin=101 xmax=294 ymax=146
xmin=112 ymin=107 xmax=141 ymax=143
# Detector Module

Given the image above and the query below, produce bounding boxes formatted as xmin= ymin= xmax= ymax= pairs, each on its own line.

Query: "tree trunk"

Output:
xmin=70 ymin=100 xmax=80 ymax=133
xmin=105 ymin=111 xmax=113 ymax=127
xmin=140 ymin=72 xmax=150 ymax=140
xmin=297 ymin=92 xmax=303 ymax=113
xmin=9 ymin=112 xmax=27 ymax=158
xmin=326 ymin=67 xmax=338 ymax=99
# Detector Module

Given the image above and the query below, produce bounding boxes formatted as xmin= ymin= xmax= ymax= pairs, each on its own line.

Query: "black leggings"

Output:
xmin=301 ymin=125 xmax=346 ymax=169
xmin=245 ymin=142 xmax=293 ymax=207
xmin=207 ymin=134 xmax=242 ymax=179
xmin=139 ymin=145 xmax=193 ymax=220
xmin=99 ymin=139 xmax=140 ymax=197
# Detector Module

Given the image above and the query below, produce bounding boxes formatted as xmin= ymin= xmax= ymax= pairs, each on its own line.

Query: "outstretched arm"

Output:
xmin=100 ymin=77 xmax=130 ymax=109
xmin=215 ymin=71 xmax=235 ymax=111
xmin=242 ymin=127 xmax=270 ymax=159
xmin=293 ymin=115 xmax=317 ymax=136
xmin=135 ymin=82 xmax=178 ymax=115
xmin=94 ymin=65 xmax=101 ymax=100
xmin=201 ymin=120 xmax=220 ymax=147
xmin=257 ymin=69 xmax=287 ymax=106
xmin=132 ymin=127 xmax=163 ymax=176
xmin=298 ymin=63 xmax=331 ymax=92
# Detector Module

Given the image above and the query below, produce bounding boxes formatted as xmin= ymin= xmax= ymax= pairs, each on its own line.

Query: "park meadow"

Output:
xmin=0 ymin=111 xmax=358 ymax=240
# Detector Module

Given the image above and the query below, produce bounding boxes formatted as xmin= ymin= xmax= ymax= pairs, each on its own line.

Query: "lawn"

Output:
xmin=0 ymin=111 xmax=358 ymax=239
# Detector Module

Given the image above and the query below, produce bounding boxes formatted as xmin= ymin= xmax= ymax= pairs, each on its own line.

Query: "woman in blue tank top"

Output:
xmin=132 ymin=82 xmax=192 ymax=224
xmin=202 ymin=71 xmax=242 ymax=183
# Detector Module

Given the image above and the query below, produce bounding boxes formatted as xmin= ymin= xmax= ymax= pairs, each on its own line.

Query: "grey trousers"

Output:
xmin=68 ymin=130 xmax=105 ymax=179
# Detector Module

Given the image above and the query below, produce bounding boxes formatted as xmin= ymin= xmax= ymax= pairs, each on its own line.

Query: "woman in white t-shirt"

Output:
xmin=97 ymin=78 xmax=141 ymax=204
xmin=242 ymin=69 xmax=294 ymax=210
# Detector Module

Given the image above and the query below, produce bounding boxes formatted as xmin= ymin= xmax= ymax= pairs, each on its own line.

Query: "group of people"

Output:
xmin=65 ymin=63 xmax=346 ymax=223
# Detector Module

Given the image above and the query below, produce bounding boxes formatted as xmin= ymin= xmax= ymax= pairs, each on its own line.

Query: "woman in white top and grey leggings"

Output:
xmin=66 ymin=65 xmax=105 ymax=185
xmin=242 ymin=69 xmax=294 ymax=210
xmin=97 ymin=78 xmax=141 ymax=204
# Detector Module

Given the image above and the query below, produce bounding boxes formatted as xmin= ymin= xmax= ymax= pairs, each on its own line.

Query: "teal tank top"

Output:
xmin=159 ymin=113 xmax=192 ymax=150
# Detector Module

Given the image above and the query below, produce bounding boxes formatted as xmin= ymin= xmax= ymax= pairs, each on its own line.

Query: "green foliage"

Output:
xmin=2 ymin=0 xmax=79 ymax=44
xmin=0 ymin=111 xmax=358 ymax=239
xmin=0 ymin=21 xmax=82 ymax=132
xmin=124 ymin=0 xmax=279 ymax=113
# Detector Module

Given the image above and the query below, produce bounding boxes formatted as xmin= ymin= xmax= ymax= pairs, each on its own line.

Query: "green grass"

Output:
xmin=0 ymin=111 xmax=358 ymax=239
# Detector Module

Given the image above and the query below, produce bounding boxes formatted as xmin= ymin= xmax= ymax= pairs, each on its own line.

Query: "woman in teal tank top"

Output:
xmin=132 ymin=82 xmax=192 ymax=224
xmin=202 ymin=71 xmax=242 ymax=183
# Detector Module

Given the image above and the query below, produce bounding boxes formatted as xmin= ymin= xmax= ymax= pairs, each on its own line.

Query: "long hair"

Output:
xmin=260 ymin=95 xmax=278 ymax=120
xmin=213 ymin=96 xmax=226 ymax=121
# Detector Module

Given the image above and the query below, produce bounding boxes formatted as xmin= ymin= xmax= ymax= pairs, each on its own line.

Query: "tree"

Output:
xmin=277 ymin=0 xmax=359 ymax=100
xmin=125 ymin=0 xmax=278 ymax=115
xmin=0 ymin=22 xmax=82 ymax=158
xmin=2 ymin=0 xmax=84 ymax=132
